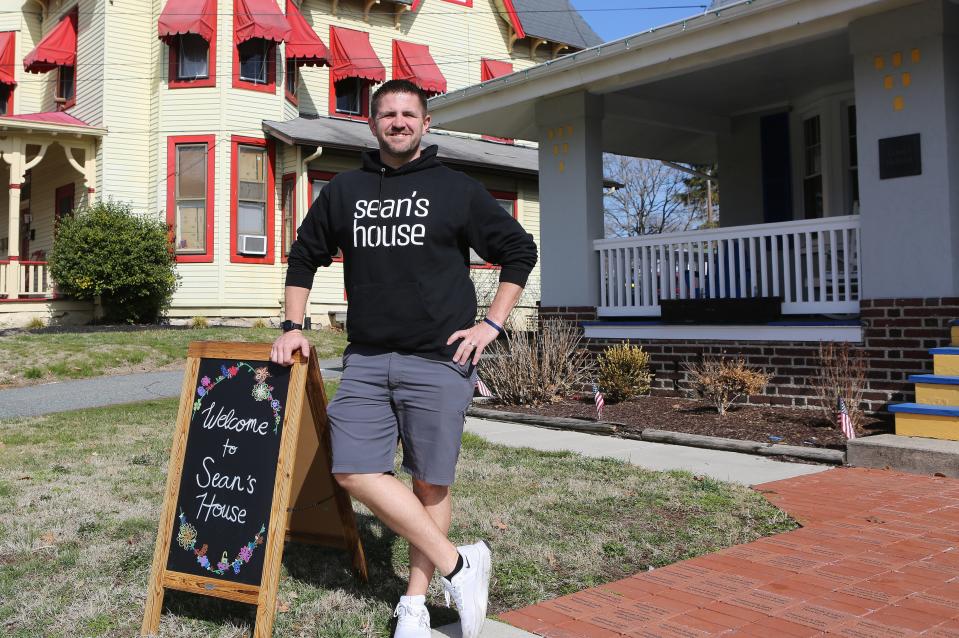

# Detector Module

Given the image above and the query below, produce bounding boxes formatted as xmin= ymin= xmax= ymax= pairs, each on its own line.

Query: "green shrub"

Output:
xmin=684 ymin=357 xmax=771 ymax=416
xmin=190 ymin=316 xmax=209 ymax=329
xmin=50 ymin=200 xmax=179 ymax=323
xmin=597 ymin=342 xmax=652 ymax=403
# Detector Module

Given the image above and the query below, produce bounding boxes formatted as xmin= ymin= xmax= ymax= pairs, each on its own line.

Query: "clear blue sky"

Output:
xmin=569 ymin=1 xmax=710 ymax=42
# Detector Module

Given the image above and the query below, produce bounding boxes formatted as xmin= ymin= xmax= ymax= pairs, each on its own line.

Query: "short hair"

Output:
xmin=370 ymin=80 xmax=428 ymax=119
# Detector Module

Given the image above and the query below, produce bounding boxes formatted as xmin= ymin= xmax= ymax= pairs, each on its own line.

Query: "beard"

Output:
xmin=381 ymin=130 xmax=421 ymax=158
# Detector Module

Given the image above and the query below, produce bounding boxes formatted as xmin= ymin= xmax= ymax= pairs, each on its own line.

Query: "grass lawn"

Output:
xmin=0 ymin=326 xmax=348 ymax=387
xmin=0 ymin=388 xmax=796 ymax=638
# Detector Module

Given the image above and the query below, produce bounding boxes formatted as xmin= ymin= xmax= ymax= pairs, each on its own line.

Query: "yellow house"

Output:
xmin=0 ymin=0 xmax=600 ymax=328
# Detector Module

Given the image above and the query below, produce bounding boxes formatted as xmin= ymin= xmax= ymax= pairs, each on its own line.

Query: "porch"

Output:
xmin=0 ymin=112 xmax=104 ymax=305
xmin=595 ymin=215 xmax=861 ymax=318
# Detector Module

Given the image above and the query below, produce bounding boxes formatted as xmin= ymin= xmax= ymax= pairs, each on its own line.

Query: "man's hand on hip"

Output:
xmin=270 ymin=330 xmax=311 ymax=366
xmin=447 ymin=322 xmax=500 ymax=365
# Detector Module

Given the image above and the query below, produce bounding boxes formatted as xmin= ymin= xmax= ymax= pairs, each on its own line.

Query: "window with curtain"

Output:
xmin=237 ymin=145 xmax=267 ymax=251
xmin=175 ymin=143 xmax=209 ymax=254
xmin=285 ymin=59 xmax=298 ymax=99
xmin=238 ymin=39 xmax=269 ymax=84
xmin=57 ymin=65 xmax=75 ymax=103
xmin=335 ymin=77 xmax=366 ymax=116
xmin=470 ymin=197 xmax=515 ymax=265
xmin=177 ymin=34 xmax=210 ymax=80
xmin=0 ymin=85 xmax=10 ymax=115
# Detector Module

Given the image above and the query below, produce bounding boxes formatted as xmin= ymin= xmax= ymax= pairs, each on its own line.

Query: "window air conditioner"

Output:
xmin=239 ymin=234 xmax=268 ymax=256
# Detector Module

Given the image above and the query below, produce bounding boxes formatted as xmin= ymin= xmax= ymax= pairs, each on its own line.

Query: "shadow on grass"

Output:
xmin=162 ymin=512 xmax=460 ymax=632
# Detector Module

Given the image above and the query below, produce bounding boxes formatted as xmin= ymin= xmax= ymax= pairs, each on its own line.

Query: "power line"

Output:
xmin=7 ymin=5 xmax=709 ymax=17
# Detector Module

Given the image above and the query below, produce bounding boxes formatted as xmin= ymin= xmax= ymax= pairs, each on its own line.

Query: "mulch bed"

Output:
xmin=483 ymin=395 xmax=892 ymax=450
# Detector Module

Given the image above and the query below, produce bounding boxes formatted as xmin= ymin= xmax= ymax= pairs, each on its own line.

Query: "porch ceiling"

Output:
xmin=429 ymin=0 xmax=893 ymax=162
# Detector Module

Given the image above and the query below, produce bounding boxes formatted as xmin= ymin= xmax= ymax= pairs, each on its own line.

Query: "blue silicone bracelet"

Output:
xmin=483 ymin=318 xmax=503 ymax=333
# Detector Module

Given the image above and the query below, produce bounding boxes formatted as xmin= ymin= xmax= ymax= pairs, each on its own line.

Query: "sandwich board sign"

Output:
xmin=141 ymin=341 xmax=366 ymax=637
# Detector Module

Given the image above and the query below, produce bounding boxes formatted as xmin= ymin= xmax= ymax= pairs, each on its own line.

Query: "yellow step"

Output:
xmin=952 ymin=323 xmax=958 ymax=346
xmin=891 ymin=403 xmax=959 ymax=441
xmin=932 ymin=348 xmax=959 ymax=376
xmin=915 ymin=383 xmax=959 ymax=407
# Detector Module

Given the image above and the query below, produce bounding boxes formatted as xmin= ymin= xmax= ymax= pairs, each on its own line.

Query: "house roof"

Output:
xmin=262 ymin=115 xmax=539 ymax=176
xmin=0 ymin=111 xmax=107 ymax=136
xmin=508 ymin=0 xmax=602 ymax=50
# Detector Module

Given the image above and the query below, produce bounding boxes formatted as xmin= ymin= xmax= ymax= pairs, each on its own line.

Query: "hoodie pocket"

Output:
xmin=346 ymin=281 xmax=435 ymax=349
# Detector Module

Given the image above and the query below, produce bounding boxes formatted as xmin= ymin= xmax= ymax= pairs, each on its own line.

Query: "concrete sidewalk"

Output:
xmin=0 ymin=359 xmax=343 ymax=420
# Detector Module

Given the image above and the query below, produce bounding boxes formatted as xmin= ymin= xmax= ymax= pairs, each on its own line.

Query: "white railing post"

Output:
xmin=593 ymin=215 xmax=861 ymax=317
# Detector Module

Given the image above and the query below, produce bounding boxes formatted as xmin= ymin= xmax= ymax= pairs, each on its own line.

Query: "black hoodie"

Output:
xmin=285 ymin=145 xmax=538 ymax=360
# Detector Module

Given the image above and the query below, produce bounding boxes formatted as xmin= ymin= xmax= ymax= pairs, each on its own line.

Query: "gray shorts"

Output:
xmin=326 ymin=343 xmax=478 ymax=486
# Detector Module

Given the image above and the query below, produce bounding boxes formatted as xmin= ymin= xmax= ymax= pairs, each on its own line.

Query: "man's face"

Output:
xmin=368 ymin=91 xmax=431 ymax=159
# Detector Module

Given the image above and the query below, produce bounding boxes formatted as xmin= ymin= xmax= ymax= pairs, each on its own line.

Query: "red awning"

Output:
xmin=158 ymin=0 xmax=216 ymax=44
xmin=480 ymin=58 xmax=513 ymax=82
xmin=23 ymin=10 xmax=77 ymax=73
xmin=393 ymin=41 xmax=445 ymax=95
xmin=330 ymin=26 xmax=385 ymax=83
xmin=0 ymin=32 xmax=16 ymax=85
xmin=284 ymin=0 xmax=328 ymax=66
xmin=234 ymin=0 xmax=291 ymax=44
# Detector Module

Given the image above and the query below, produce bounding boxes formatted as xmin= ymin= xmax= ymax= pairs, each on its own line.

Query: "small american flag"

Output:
xmin=593 ymin=383 xmax=605 ymax=421
xmin=475 ymin=377 xmax=493 ymax=398
xmin=838 ymin=396 xmax=856 ymax=440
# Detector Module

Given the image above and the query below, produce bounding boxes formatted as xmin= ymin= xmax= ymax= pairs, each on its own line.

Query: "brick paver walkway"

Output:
xmin=500 ymin=467 xmax=959 ymax=637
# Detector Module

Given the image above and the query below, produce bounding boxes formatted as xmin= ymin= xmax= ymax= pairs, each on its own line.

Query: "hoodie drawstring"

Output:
xmin=378 ymin=167 xmax=386 ymax=202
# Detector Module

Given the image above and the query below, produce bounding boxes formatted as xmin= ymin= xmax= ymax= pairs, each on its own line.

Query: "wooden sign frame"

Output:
xmin=141 ymin=342 xmax=366 ymax=637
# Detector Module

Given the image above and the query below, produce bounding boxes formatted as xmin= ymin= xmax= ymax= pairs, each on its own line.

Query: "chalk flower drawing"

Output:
xmin=176 ymin=510 xmax=266 ymax=577
xmin=191 ymin=361 xmax=283 ymax=433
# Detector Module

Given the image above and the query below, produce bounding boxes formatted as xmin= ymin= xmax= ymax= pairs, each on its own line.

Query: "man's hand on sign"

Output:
xmin=447 ymin=322 xmax=500 ymax=365
xmin=270 ymin=330 xmax=311 ymax=366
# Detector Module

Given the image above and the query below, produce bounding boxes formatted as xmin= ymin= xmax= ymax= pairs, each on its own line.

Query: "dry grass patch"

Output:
xmin=0 ymin=326 xmax=347 ymax=387
xmin=0 ymin=391 xmax=795 ymax=637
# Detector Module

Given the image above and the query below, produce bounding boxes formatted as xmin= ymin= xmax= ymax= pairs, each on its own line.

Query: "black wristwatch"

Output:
xmin=281 ymin=320 xmax=303 ymax=333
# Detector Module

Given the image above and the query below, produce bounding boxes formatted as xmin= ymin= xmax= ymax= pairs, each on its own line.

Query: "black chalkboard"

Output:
xmin=166 ymin=357 xmax=291 ymax=587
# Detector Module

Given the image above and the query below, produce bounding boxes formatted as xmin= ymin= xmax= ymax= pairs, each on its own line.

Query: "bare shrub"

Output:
xmin=598 ymin=342 xmax=652 ymax=403
xmin=190 ymin=316 xmax=209 ymax=329
xmin=813 ymin=342 xmax=867 ymax=433
xmin=684 ymin=357 xmax=772 ymax=416
xmin=481 ymin=319 xmax=594 ymax=406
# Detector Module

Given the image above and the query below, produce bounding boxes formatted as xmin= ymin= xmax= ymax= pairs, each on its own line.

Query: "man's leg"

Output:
xmin=335 ymin=472 xmax=460 ymax=577
xmin=408 ymin=479 xmax=451 ymax=595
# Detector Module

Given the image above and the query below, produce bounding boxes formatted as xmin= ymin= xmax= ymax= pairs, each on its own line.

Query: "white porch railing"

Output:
xmin=594 ymin=215 xmax=861 ymax=317
xmin=20 ymin=260 xmax=53 ymax=297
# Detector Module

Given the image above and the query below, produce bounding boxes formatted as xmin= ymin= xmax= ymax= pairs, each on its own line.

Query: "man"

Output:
xmin=270 ymin=79 xmax=537 ymax=638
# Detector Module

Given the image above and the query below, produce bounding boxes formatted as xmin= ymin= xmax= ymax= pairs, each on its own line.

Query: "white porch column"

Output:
xmin=5 ymin=148 xmax=22 ymax=299
xmin=851 ymin=0 xmax=959 ymax=298
xmin=534 ymin=92 xmax=605 ymax=308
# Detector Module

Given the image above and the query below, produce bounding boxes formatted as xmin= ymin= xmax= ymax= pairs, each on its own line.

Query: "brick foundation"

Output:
xmin=538 ymin=298 xmax=959 ymax=413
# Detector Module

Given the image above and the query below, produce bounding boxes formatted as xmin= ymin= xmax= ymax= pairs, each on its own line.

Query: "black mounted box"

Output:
xmin=660 ymin=297 xmax=783 ymax=324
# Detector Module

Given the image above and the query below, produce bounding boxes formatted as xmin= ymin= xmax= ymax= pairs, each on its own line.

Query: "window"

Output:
xmin=234 ymin=38 xmax=276 ymax=92
xmin=470 ymin=191 xmax=517 ymax=267
xmin=166 ymin=135 xmax=215 ymax=262
xmin=230 ymin=136 xmax=275 ymax=263
xmin=846 ymin=105 xmax=859 ymax=215
xmin=308 ymin=170 xmax=342 ymax=261
xmin=56 ymin=65 xmax=75 ymax=109
xmin=802 ymin=115 xmax=823 ymax=219
xmin=167 ymin=11 xmax=217 ymax=89
xmin=281 ymin=173 xmax=295 ymax=261
xmin=285 ymin=59 xmax=298 ymax=103
xmin=0 ymin=84 xmax=11 ymax=115
xmin=334 ymin=77 xmax=369 ymax=117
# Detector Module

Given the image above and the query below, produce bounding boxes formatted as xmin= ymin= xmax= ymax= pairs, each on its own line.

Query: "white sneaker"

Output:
xmin=440 ymin=541 xmax=492 ymax=638
xmin=393 ymin=597 xmax=431 ymax=638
